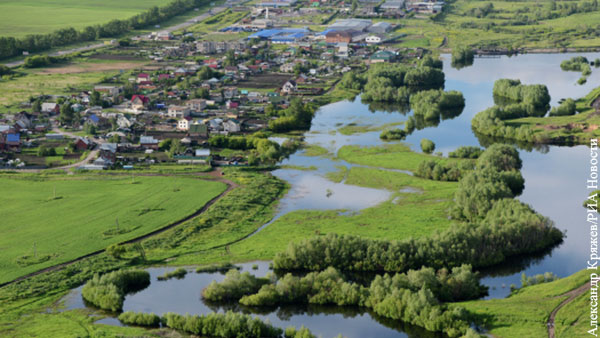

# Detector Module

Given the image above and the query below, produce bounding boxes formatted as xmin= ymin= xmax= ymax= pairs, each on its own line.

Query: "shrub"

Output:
xmin=118 ymin=311 xmax=161 ymax=327
xmin=106 ymin=243 xmax=126 ymax=259
xmin=380 ymin=128 xmax=406 ymax=140
xmin=81 ymin=269 xmax=150 ymax=311
xmin=37 ymin=145 xmax=56 ymax=157
xmin=162 ymin=311 xmax=283 ymax=338
xmin=415 ymin=160 xmax=473 ymax=181
xmin=420 ymin=139 xmax=435 ymax=154
xmin=202 ymin=269 xmax=269 ymax=301
xmin=549 ymin=98 xmax=577 ymax=116
xmin=448 ymin=146 xmax=483 ymax=159
xmin=157 ymin=267 xmax=187 ymax=281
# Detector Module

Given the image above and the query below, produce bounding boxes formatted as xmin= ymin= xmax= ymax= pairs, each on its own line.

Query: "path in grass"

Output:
xmin=0 ymin=169 xmax=235 ymax=287
xmin=547 ymin=282 xmax=591 ymax=338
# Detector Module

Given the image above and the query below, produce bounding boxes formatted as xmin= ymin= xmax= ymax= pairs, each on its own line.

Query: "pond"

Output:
xmin=65 ymin=52 xmax=600 ymax=336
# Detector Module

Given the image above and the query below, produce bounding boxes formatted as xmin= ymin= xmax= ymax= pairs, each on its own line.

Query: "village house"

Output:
xmin=178 ymin=117 xmax=191 ymax=131
xmin=281 ymin=80 xmax=297 ymax=95
xmin=131 ymin=95 xmax=150 ymax=112
xmin=41 ymin=102 xmax=60 ymax=114
xmin=74 ymin=137 xmax=92 ymax=151
xmin=168 ymin=105 xmax=192 ymax=118
xmin=223 ymin=119 xmax=241 ymax=133
xmin=186 ymin=99 xmax=207 ymax=112
xmin=140 ymin=136 xmax=160 ymax=150
xmin=136 ymin=73 xmax=151 ymax=83
xmin=156 ymin=31 xmax=173 ymax=41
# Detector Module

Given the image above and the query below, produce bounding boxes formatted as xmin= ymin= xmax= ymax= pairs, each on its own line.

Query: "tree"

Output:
xmin=59 ymin=103 xmax=75 ymax=126
xmin=37 ymin=145 xmax=56 ymax=156
xmin=32 ymin=100 xmax=42 ymax=113
xmin=420 ymin=139 xmax=436 ymax=154
xmin=84 ymin=122 xmax=97 ymax=136
xmin=167 ymin=139 xmax=184 ymax=158
xmin=106 ymin=243 xmax=126 ymax=259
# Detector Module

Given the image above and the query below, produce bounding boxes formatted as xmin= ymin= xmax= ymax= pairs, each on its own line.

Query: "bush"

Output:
xmin=202 ymin=269 xmax=269 ymax=301
xmin=492 ymin=79 xmax=550 ymax=114
xmin=448 ymin=146 xmax=483 ymax=159
xmin=560 ymin=56 xmax=589 ymax=71
xmin=23 ymin=55 xmax=58 ymax=68
xmin=81 ymin=269 xmax=150 ymax=311
xmin=451 ymin=46 xmax=474 ymax=69
xmin=410 ymin=89 xmax=465 ymax=121
xmin=106 ymin=243 xmax=126 ymax=259
xmin=157 ymin=267 xmax=187 ymax=281
xmin=37 ymin=145 xmax=56 ymax=157
xmin=420 ymin=139 xmax=435 ymax=154
xmin=415 ymin=160 xmax=473 ymax=181
xmin=118 ymin=311 xmax=161 ymax=327
xmin=162 ymin=311 xmax=283 ymax=338
xmin=549 ymin=98 xmax=576 ymax=116
xmin=380 ymin=128 xmax=407 ymax=140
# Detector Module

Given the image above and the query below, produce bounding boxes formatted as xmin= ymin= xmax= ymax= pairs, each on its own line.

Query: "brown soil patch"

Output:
xmin=36 ymin=62 xmax=149 ymax=75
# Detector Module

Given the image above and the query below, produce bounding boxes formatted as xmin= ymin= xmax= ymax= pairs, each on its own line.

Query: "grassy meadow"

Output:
xmin=0 ymin=58 xmax=148 ymax=110
xmin=393 ymin=0 xmax=600 ymax=49
xmin=0 ymin=0 xmax=171 ymax=38
xmin=457 ymin=269 xmax=589 ymax=337
xmin=0 ymin=174 xmax=226 ymax=284
xmin=169 ymin=145 xmax=462 ymax=265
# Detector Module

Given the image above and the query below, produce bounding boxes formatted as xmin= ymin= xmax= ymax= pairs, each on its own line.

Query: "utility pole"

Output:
xmin=33 ymin=242 xmax=37 ymax=258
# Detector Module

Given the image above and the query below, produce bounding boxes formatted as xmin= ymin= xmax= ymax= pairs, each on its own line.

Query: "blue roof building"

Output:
xmin=6 ymin=133 xmax=20 ymax=143
xmin=248 ymin=28 xmax=310 ymax=44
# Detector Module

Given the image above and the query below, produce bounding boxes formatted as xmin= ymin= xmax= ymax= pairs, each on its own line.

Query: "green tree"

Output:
xmin=420 ymin=139 xmax=436 ymax=154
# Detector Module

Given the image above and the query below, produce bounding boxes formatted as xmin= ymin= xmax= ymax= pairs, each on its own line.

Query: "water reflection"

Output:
xmin=64 ymin=262 xmax=414 ymax=338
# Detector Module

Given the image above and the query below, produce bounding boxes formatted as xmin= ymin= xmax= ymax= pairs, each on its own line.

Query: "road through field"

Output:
xmin=3 ymin=5 xmax=226 ymax=67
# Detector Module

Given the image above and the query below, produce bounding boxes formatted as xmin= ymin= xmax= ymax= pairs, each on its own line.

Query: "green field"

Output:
xmin=0 ymin=174 xmax=226 ymax=284
xmin=0 ymin=58 xmax=147 ymax=110
xmin=458 ymin=269 xmax=589 ymax=337
xmin=393 ymin=0 xmax=600 ymax=49
xmin=0 ymin=0 xmax=171 ymax=38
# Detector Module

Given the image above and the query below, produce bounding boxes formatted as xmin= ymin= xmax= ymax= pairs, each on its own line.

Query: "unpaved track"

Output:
xmin=0 ymin=170 xmax=235 ymax=289
xmin=547 ymin=282 xmax=591 ymax=338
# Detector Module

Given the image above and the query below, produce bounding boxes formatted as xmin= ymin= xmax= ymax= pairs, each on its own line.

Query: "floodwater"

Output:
xmin=64 ymin=52 xmax=600 ymax=336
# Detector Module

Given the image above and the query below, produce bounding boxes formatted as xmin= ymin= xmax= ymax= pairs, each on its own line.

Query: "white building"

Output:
xmin=365 ymin=35 xmax=383 ymax=44
xmin=178 ymin=118 xmax=190 ymax=131
xmin=168 ymin=105 xmax=191 ymax=118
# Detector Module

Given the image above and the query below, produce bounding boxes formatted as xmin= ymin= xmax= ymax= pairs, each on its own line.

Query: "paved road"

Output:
xmin=3 ymin=6 xmax=227 ymax=68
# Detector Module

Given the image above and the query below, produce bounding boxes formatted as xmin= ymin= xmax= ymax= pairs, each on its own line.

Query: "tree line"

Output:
xmin=201 ymin=266 xmax=486 ymax=337
xmin=0 ymin=0 xmax=211 ymax=60
xmin=274 ymin=144 xmax=563 ymax=273
xmin=119 ymin=310 xmax=301 ymax=337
